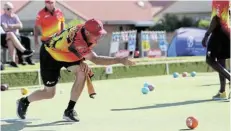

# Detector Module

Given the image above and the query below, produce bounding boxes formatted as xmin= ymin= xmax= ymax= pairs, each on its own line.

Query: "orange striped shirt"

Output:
xmin=45 ymin=25 xmax=94 ymax=62
xmin=35 ymin=8 xmax=65 ymax=41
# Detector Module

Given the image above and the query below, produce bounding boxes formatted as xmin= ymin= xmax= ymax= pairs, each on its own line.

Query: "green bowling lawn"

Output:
xmin=1 ymin=72 xmax=230 ymax=131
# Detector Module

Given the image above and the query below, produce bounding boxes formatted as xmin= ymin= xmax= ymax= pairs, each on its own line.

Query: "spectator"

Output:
xmin=1 ymin=2 xmax=34 ymax=65
xmin=34 ymin=0 xmax=65 ymax=49
xmin=1 ymin=26 xmax=34 ymax=67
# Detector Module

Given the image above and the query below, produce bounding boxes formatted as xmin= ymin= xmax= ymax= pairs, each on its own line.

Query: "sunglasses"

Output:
xmin=5 ymin=8 xmax=12 ymax=11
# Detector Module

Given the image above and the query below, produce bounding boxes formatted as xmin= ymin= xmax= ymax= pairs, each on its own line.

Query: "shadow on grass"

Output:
xmin=200 ymin=83 xmax=219 ymax=87
xmin=1 ymin=119 xmax=32 ymax=131
xmin=201 ymin=82 xmax=230 ymax=87
xmin=1 ymin=118 xmax=74 ymax=131
xmin=26 ymin=120 xmax=74 ymax=128
xmin=111 ymin=99 xmax=213 ymax=111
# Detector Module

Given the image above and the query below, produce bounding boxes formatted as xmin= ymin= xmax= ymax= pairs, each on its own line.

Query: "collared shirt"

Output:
xmin=35 ymin=8 xmax=65 ymax=41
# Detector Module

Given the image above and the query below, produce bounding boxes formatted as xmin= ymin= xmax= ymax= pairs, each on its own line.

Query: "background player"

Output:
xmin=202 ymin=0 xmax=230 ymax=100
xmin=34 ymin=0 xmax=65 ymax=50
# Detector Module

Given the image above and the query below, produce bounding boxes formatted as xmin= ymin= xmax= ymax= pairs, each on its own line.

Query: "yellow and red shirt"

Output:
xmin=35 ymin=8 xmax=65 ymax=41
xmin=211 ymin=0 xmax=230 ymax=34
xmin=45 ymin=25 xmax=94 ymax=62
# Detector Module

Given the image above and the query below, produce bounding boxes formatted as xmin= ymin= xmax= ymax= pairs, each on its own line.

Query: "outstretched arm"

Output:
xmin=85 ymin=51 xmax=122 ymax=65
xmin=68 ymin=44 xmax=135 ymax=66
xmin=84 ymin=51 xmax=135 ymax=66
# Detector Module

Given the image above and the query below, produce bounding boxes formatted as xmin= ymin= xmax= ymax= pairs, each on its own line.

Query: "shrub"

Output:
xmin=197 ymin=19 xmax=210 ymax=29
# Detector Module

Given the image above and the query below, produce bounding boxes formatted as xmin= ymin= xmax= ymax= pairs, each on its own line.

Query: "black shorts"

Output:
xmin=40 ymin=44 xmax=81 ymax=87
xmin=1 ymin=34 xmax=7 ymax=48
xmin=1 ymin=33 xmax=21 ymax=48
xmin=206 ymin=28 xmax=230 ymax=59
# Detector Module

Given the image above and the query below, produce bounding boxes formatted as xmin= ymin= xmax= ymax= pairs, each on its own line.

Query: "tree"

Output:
xmin=151 ymin=14 xmax=181 ymax=32
xmin=197 ymin=19 xmax=210 ymax=29
xmin=179 ymin=16 xmax=194 ymax=27
xmin=151 ymin=14 xmax=205 ymax=31
xmin=65 ymin=18 xmax=84 ymax=29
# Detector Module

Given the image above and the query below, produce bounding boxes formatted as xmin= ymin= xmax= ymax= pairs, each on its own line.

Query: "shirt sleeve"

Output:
xmin=56 ymin=9 xmax=65 ymax=22
xmin=35 ymin=13 xmax=42 ymax=26
xmin=60 ymin=11 xmax=65 ymax=22
xmin=73 ymin=41 xmax=91 ymax=57
xmin=14 ymin=15 xmax=22 ymax=24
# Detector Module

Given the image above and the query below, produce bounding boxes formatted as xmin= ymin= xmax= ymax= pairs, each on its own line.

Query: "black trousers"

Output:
xmin=206 ymin=27 xmax=230 ymax=92
xmin=16 ymin=35 xmax=32 ymax=62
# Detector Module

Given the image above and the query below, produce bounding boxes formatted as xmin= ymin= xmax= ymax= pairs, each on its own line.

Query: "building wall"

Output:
xmin=12 ymin=1 xmax=151 ymax=59
xmin=17 ymin=1 xmax=84 ymax=28
xmin=155 ymin=1 xmax=212 ymax=20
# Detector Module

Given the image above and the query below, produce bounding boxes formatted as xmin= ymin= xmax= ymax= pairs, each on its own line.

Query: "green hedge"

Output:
xmin=1 ymin=71 xmax=39 ymax=87
xmin=1 ymin=61 xmax=214 ymax=88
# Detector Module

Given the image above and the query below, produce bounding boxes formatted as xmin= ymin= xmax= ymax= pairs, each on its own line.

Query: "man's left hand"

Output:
xmin=79 ymin=61 xmax=91 ymax=74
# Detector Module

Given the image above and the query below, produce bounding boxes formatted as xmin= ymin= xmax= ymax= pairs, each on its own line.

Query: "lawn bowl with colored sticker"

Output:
xmin=148 ymin=84 xmax=154 ymax=91
xmin=191 ymin=71 xmax=197 ymax=77
xmin=141 ymin=87 xmax=149 ymax=94
xmin=173 ymin=72 xmax=179 ymax=78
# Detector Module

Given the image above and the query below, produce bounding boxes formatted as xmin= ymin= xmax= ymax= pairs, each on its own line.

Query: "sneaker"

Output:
xmin=16 ymin=98 xmax=29 ymax=119
xmin=18 ymin=58 xmax=27 ymax=65
xmin=9 ymin=62 xmax=18 ymax=67
xmin=63 ymin=109 xmax=79 ymax=122
xmin=22 ymin=50 xmax=34 ymax=58
xmin=25 ymin=58 xmax=35 ymax=65
xmin=212 ymin=92 xmax=227 ymax=100
xmin=19 ymin=61 xmax=27 ymax=65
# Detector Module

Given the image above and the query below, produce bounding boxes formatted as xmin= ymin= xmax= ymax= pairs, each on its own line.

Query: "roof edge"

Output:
xmin=15 ymin=1 xmax=32 ymax=14
xmin=103 ymin=20 xmax=154 ymax=27
xmin=57 ymin=1 xmax=88 ymax=21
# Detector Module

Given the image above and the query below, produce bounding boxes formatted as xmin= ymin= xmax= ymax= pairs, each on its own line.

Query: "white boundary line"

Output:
xmin=0 ymin=59 xmax=205 ymax=74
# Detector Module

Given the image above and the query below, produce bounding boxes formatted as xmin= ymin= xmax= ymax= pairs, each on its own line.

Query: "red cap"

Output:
xmin=85 ymin=19 xmax=107 ymax=36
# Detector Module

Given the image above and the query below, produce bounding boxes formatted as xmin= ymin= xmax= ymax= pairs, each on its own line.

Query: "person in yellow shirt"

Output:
xmin=202 ymin=0 xmax=230 ymax=100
